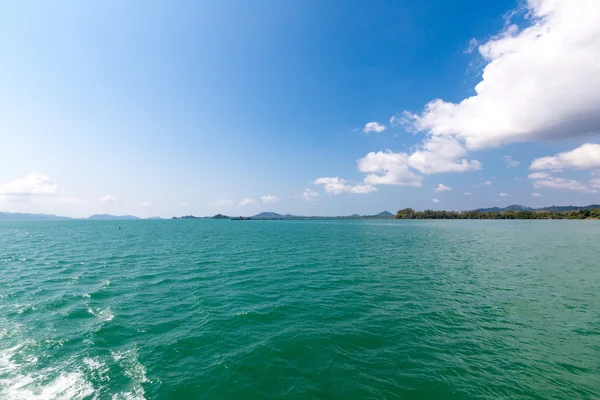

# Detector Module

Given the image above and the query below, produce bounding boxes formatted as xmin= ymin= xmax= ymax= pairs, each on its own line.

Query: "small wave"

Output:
xmin=87 ymin=307 xmax=114 ymax=322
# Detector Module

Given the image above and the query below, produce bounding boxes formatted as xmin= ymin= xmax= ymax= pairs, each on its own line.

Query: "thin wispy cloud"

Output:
xmin=101 ymin=195 xmax=117 ymax=203
xmin=504 ymin=156 xmax=519 ymax=168
xmin=239 ymin=198 xmax=258 ymax=206
xmin=301 ymin=189 xmax=319 ymax=202
xmin=261 ymin=195 xmax=279 ymax=204
xmin=314 ymin=177 xmax=377 ymax=195
xmin=433 ymin=184 xmax=452 ymax=192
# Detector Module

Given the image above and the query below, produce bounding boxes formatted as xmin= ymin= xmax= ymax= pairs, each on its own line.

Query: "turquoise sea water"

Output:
xmin=1 ymin=220 xmax=599 ymax=399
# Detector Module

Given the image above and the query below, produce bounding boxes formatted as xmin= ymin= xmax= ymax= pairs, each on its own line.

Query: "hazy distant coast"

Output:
xmin=2 ymin=205 xmax=599 ymax=221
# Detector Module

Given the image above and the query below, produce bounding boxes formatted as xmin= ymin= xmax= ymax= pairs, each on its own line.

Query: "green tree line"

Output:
xmin=395 ymin=208 xmax=600 ymax=220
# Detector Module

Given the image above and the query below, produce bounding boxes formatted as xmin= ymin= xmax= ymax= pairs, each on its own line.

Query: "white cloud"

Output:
xmin=100 ymin=195 xmax=117 ymax=203
xmin=529 ymin=175 xmax=594 ymax=192
xmin=261 ymin=195 xmax=279 ymax=204
xmin=239 ymin=198 xmax=258 ymax=206
xmin=432 ymin=198 xmax=440 ymax=203
xmin=402 ymin=0 xmax=600 ymax=150
xmin=180 ymin=201 xmax=190 ymax=206
xmin=314 ymin=177 xmax=377 ymax=195
xmin=498 ymin=192 xmax=511 ymax=197
xmin=465 ymin=38 xmax=479 ymax=54
xmin=504 ymin=155 xmax=519 ymax=168
xmin=531 ymin=192 xmax=543 ymax=197
xmin=433 ymin=184 xmax=452 ymax=192
xmin=301 ymin=189 xmax=319 ymax=201
xmin=528 ymin=172 xmax=550 ymax=180
xmin=356 ymin=136 xmax=480 ymax=187
xmin=406 ymin=136 xmax=481 ymax=174
xmin=140 ymin=201 xmax=152 ymax=207
xmin=363 ymin=122 xmax=386 ymax=134
xmin=464 ymin=192 xmax=472 ymax=196
xmin=528 ymin=150 xmax=600 ymax=192
xmin=0 ymin=172 xmax=58 ymax=196
xmin=530 ymin=143 xmax=600 ymax=171
xmin=213 ymin=199 xmax=233 ymax=207
xmin=357 ymin=151 xmax=423 ymax=186
xmin=482 ymin=180 xmax=492 ymax=186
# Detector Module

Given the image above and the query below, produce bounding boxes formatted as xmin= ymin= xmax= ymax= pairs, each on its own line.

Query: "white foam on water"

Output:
xmin=111 ymin=347 xmax=148 ymax=400
xmin=0 ymin=341 xmax=96 ymax=400
xmin=82 ymin=357 xmax=104 ymax=372
xmin=87 ymin=307 xmax=114 ymax=322
xmin=16 ymin=304 xmax=36 ymax=314
xmin=83 ymin=357 xmax=110 ymax=383
xmin=0 ymin=371 xmax=95 ymax=400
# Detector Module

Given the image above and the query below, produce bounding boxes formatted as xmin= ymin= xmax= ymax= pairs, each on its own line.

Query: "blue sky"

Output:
xmin=1 ymin=0 xmax=599 ymax=217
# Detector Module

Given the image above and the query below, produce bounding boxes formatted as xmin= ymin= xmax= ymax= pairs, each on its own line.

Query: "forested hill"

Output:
xmin=396 ymin=208 xmax=600 ymax=220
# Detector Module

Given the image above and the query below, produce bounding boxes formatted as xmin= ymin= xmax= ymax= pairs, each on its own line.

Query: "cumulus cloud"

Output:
xmin=0 ymin=172 xmax=58 ymax=196
xmin=261 ymin=195 xmax=279 ymax=204
xmin=504 ymin=155 xmax=519 ymax=168
xmin=405 ymin=136 xmax=481 ymax=174
xmin=239 ymin=198 xmax=258 ymax=206
xmin=402 ymin=0 xmax=600 ymax=149
xmin=498 ymin=192 xmax=511 ymax=197
xmin=356 ymin=136 xmax=480 ymax=187
xmin=433 ymin=184 xmax=452 ymax=192
xmin=301 ymin=189 xmax=319 ymax=201
xmin=314 ymin=177 xmax=377 ymax=195
xmin=528 ymin=144 xmax=600 ymax=192
xmin=530 ymin=143 xmax=600 ymax=171
xmin=100 ymin=195 xmax=117 ymax=203
xmin=363 ymin=122 xmax=386 ymax=134
xmin=432 ymin=198 xmax=440 ymax=203
xmin=531 ymin=192 xmax=543 ymax=197
xmin=464 ymin=192 xmax=472 ymax=196
xmin=482 ymin=180 xmax=492 ymax=186
xmin=357 ymin=151 xmax=423 ymax=186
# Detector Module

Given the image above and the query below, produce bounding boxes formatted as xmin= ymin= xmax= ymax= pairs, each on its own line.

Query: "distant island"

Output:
xmin=2 ymin=206 xmax=600 ymax=221
xmin=172 ymin=211 xmax=397 ymax=220
xmin=87 ymin=214 xmax=141 ymax=220
xmin=0 ymin=212 xmax=144 ymax=221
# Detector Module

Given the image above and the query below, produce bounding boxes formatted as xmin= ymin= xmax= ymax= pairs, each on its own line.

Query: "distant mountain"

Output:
xmin=253 ymin=212 xmax=285 ymax=219
xmin=537 ymin=204 xmax=600 ymax=212
xmin=376 ymin=211 xmax=394 ymax=217
xmin=173 ymin=215 xmax=204 ymax=220
xmin=478 ymin=205 xmax=533 ymax=212
xmin=478 ymin=204 xmax=599 ymax=213
xmin=0 ymin=212 xmax=72 ymax=220
xmin=213 ymin=214 xmax=230 ymax=219
xmin=87 ymin=214 xmax=141 ymax=220
xmin=146 ymin=216 xmax=163 ymax=220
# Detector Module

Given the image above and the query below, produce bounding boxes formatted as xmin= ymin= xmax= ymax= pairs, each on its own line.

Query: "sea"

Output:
xmin=1 ymin=220 xmax=599 ymax=399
